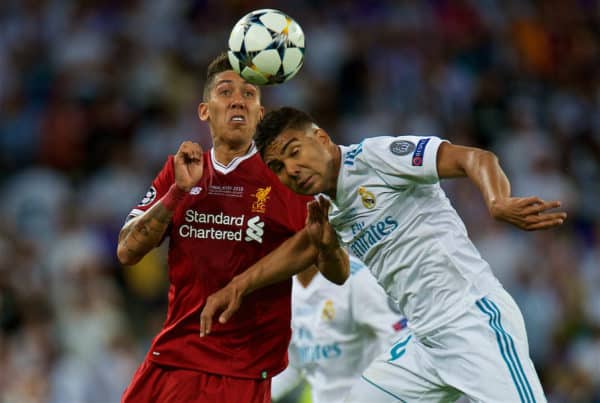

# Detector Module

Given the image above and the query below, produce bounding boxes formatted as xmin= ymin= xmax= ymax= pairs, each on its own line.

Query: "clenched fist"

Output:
xmin=174 ymin=141 xmax=204 ymax=192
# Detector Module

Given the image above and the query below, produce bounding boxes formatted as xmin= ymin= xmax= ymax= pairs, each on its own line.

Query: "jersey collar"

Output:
xmin=210 ymin=142 xmax=258 ymax=175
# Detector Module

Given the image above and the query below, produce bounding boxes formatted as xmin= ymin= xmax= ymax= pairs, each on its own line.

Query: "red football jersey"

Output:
xmin=128 ymin=145 xmax=312 ymax=379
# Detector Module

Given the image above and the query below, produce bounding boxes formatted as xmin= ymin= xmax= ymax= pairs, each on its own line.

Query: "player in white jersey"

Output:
xmin=272 ymin=255 xmax=407 ymax=403
xmin=195 ymin=106 xmax=571 ymax=402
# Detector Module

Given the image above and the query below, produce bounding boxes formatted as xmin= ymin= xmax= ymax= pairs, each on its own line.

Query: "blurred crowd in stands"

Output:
xmin=0 ymin=0 xmax=598 ymax=402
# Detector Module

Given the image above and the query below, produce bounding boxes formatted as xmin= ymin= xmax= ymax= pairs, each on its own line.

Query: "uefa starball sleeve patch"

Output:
xmin=411 ymin=138 xmax=430 ymax=166
xmin=138 ymin=186 xmax=157 ymax=207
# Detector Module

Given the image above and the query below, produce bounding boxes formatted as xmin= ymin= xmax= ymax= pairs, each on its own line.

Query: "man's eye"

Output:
xmin=244 ymin=91 xmax=255 ymax=97
xmin=269 ymin=162 xmax=282 ymax=172
xmin=220 ymin=89 xmax=231 ymax=96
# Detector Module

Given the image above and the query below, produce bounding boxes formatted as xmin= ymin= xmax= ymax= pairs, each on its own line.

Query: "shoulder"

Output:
xmin=341 ymin=136 xmax=418 ymax=166
xmin=362 ymin=135 xmax=442 ymax=155
xmin=154 ymin=154 xmax=176 ymax=182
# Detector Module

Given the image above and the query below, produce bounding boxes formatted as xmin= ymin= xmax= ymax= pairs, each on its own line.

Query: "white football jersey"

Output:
xmin=330 ymin=136 xmax=501 ymax=337
xmin=271 ymin=256 xmax=405 ymax=403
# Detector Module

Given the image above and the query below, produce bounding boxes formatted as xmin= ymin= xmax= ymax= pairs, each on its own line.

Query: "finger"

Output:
xmin=185 ymin=151 xmax=202 ymax=164
xmin=313 ymin=199 xmax=324 ymax=220
xmin=522 ymin=201 xmax=562 ymax=216
xmin=178 ymin=142 xmax=202 ymax=163
xmin=191 ymin=142 xmax=202 ymax=154
xmin=524 ymin=217 xmax=566 ymax=231
xmin=515 ymin=196 xmax=544 ymax=207
xmin=538 ymin=212 xmax=567 ymax=221
xmin=178 ymin=141 xmax=190 ymax=152
xmin=524 ymin=211 xmax=567 ymax=225
xmin=180 ymin=141 xmax=195 ymax=155
xmin=307 ymin=200 xmax=320 ymax=223
xmin=317 ymin=196 xmax=331 ymax=213
xmin=199 ymin=307 xmax=213 ymax=337
xmin=189 ymin=148 xmax=200 ymax=163
xmin=192 ymin=144 xmax=204 ymax=162
xmin=218 ymin=300 xmax=239 ymax=324
xmin=535 ymin=200 xmax=562 ymax=213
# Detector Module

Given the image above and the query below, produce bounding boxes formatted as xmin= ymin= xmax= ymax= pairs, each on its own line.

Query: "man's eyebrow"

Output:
xmin=215 ymin=79 xmax=233 ymax=86
xmin=280 ymin=137 xmax=297 ymax=155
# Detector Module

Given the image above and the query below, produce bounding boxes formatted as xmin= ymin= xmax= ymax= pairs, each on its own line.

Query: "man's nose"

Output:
xmin=230 ymin=90 xmax=245 ymax=108
xmin=284 ymin=160 xmax=298 ymax=177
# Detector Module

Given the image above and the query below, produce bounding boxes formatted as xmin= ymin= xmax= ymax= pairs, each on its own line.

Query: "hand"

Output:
xmin=306 ymin=196 xmax=338 ymax=252
xmin=199 ymin=282 xmax=244 ymax=337
xmin=174 ymin=141 xmax=203 ymax=192
xmin=490 ymin=196 xmax=567 ymax=231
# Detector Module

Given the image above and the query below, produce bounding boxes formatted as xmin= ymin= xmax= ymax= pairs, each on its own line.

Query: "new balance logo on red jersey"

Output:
xmin=245 ymin=216 xmax=264 ymax=243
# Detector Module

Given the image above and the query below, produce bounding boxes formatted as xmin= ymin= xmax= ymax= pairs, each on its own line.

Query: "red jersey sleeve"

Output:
xmin=127 ymin=156 xmax=175 ymax=220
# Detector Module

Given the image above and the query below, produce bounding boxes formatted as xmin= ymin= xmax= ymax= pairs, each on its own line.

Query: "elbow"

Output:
xmin=485 ymin=149 xmax=498 ymax=162
xmin=461 ymin=149 xmax=499 ymax=177
xmin=476 ymin=149 xmax=498 ymax=165
xmin=329 ymin=270 xmax=349 ymax=285
xmin=322 ymin=254 xmax=350 ymax=285
xmin=116 ymin=245 xmax=140 ymax=266
xmin=339 ymin=264 xmax=351 ymax=285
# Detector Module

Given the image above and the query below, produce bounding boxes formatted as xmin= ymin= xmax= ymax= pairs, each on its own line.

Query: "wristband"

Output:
xmin=161 ymin=184 xmax=188 ymax=211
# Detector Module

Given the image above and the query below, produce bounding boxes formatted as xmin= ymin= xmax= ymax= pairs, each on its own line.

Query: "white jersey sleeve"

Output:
xmin=360 ymin=135 xmax=446 ymax=186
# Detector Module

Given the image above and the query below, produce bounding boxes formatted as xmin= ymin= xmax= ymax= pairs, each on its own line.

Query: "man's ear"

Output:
xmin=198 ymin=103 xmax=209 ymax=122
xmin=314 ymin=127 xmax=332 ymax=145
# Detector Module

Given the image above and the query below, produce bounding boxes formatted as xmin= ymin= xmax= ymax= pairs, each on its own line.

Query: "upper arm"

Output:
xmin=436 ymin=142 xmax=494 ymax=179
xmin=362 ymin=136 xmax=444 ymax=185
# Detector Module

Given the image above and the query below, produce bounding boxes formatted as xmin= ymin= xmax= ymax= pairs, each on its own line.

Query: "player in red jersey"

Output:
xmin=116 ymin=53 xmax=349 ymax=403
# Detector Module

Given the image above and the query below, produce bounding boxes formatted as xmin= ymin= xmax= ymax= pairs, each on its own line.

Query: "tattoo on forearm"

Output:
xmin=119 ymin=202 xmax=174 ymax=261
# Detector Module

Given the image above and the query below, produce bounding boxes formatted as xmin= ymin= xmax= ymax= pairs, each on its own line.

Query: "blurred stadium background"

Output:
xmin=0 ymin=0 xmax=598 ymax=402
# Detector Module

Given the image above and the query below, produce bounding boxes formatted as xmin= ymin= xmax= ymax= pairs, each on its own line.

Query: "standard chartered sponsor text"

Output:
xmin=180 ymin=210 xmax=244 ymax=240
xmin=185 ymin=210 xmax=245 ymax=225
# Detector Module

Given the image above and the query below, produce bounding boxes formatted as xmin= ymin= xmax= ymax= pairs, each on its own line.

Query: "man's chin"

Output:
xmin=218 ymin=132 xmax=253 ymax=150
xmin=294 ymin=185 xmax=315 ymax=196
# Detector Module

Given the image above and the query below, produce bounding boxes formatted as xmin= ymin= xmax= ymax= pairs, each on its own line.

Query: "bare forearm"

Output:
xmin=231 ymin=229 xmax=318 ymax=295
xmin=198 ymin=217 xmax=349 ymax=335
xmin=117 ymin=184 xmax=188 ymax=265
xmin=437 ymin=143 xmax=566 ymax=231
xmin=463 ymin=149 xmax=511 ymax=214
xmin=116 ymin=203 xmax=173 ymax=265
xmin=316 ymin=244 xmax=349 ymax=285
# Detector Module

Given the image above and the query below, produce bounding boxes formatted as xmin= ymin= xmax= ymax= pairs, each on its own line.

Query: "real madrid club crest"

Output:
xmin=358 ymin=186 xmax=376 ymax=209
xmin=321 ymin=300 xmax=335 ymax=321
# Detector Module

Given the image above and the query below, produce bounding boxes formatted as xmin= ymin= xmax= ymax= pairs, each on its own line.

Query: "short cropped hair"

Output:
xmin=203 ymin=53 xmax=233 ymax=101
xmin=254 ymin=107 xmax=316 ymax=158
xmin=202 ymin=52 xmax=261 ymax=101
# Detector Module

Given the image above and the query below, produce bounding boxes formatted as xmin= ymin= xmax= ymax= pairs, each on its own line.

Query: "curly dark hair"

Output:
xmin=254 ymin=107 xmax=316 ymax=158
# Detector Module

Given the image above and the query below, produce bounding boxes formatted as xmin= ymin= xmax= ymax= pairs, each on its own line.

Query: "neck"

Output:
xmin=296 ymin=266 xmax=319 ymax=288
xmin=325 ymin=145 xmax=341 ymax=199
xmin=213 ymin=141 xmax=253 ymax=166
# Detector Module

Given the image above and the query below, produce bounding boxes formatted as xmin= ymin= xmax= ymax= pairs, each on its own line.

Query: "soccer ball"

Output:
xmin=228 ymin=9 xmax=305 ymax=85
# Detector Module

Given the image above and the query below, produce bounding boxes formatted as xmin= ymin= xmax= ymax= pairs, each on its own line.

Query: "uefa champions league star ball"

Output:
xmin=228 ymin=9 xmax=305 ymax=85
